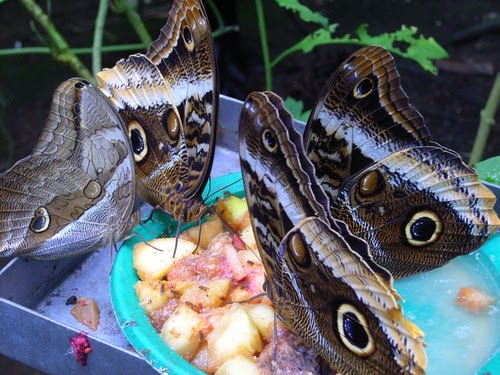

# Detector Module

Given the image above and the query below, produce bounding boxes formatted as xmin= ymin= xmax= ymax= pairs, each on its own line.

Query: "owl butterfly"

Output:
xmin=97 ymin=0 xmax=218 ymax=224
xmin=304 ymin=46 xmax=499 ymax=278
xmin=239 ymin=91 xmax=426 ymax=374
xmin=0 ymin=79 xmax=137 ymax=258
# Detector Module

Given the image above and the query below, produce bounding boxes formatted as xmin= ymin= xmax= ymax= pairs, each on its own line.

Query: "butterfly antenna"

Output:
xmin=205 ymin=177 xmax=213 ymax=200
xmin=227 ymin=292 xmax=268 ymax=305
xmin=194 ymin=216 xmax=203 ymax=253
xmin=173 ymin=214 xmax=185 ymax=258
xmin=203 ymin=177 xmax=243 ymax=202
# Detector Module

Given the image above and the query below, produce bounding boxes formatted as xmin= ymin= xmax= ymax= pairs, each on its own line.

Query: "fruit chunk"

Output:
xmin=244 ymin=303 xmax=275 ymax=342
xmin=135 ymin=280 xmax=193 ymax=315
xmin=206 ymin=303 xmax=262 ymax=369
xmin=135 ymin=280 xmax=171 ymax=315
xmin=180 ymin=278 xmax=232 ymax=310
xmin=161 ymin=303 xmax=210 ymax=361
xmin=70 ymin=297 xmax=100 ymax=331
xmin=456 ymin=286 xmax=496 ymax=312
xmin=216 ymin=196 xmax=250 ymax=233
xmin=181 ymin=217 xmax=223 ymax=249
xmin=215 ymin=355 xmax=260 ymax=375
xmin=239 ymin=225 xmax=258 ymax=252
xmin=133 ymin=238 xmax=197 ymax=281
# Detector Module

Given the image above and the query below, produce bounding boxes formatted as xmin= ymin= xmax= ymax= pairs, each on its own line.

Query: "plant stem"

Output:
xmin=93 ymin=0 xmax=109 ymax=76
xmin=470 ymin=73 xmax=500 ymax=164
xmin=212 ymin=25 xmax=239 ymax=39
xmin=114 ymin=0 xmax=152 ymax=46
xmin=18 ymin=0 xmax=93 ymax=81
xmin=255 ymin=0 xmax=272 ymax=90
xmin=206 ymin=0 xmax=224 ymax=30
xmin=0 ymin=43 xmax=147 ymax=56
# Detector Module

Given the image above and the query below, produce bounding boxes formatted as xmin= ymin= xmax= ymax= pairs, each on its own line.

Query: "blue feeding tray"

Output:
xmin=110 ymin=172 xmax=500 ymax=374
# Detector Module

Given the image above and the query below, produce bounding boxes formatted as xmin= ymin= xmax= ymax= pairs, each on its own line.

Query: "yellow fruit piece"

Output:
xmin=133 ymin=238 xmax=197 ymax=281
xmin=216 ymin=196 xmax=250 ymax=233
xmin=135 ymin=280 xmax=171 ymax=315
xmin=207 ymin=303 xmax=262 ymax=369
xmin=243 ymin=303 xmax=275 ymax=342
xmin=215 ymin=355 xmax=260 ymax=375
xmin=181 ymin=217 xmax=223 ymax=249
xmin=180 ymin=278 xmax=232 ymax=310
xmin=161 ymin=303 xmax=209 ymax=361
xmin=239 ymin=226 xmax=258 ymax=252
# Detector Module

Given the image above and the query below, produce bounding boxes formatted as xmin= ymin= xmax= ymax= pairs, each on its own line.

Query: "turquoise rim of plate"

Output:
xmin=110 ymin=172 xmax=500 ymax=374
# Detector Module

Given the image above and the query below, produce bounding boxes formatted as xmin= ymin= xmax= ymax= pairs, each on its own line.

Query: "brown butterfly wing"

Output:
xmin=0 ymin=79 xmax=136 ymax=258
xmin=97 ymin=0 xmax=218 ymax=221
xmin=276 ymin=217 xmax=426 ymax=375
xmin=303 ymin=46 xmax=430 ymax=203
xmin=333 ymin=145 xmax=500 ymax=277
xmin=239 ymin=91 xmax=426 ymax=373
xmin=303 ymin=46 xmax=499 ymax=277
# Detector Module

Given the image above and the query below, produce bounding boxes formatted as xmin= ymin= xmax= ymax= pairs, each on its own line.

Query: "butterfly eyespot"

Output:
xmin=336 ymin=303 xmax=374 ymax=357
xmin=182 ymin=26 xmax=194 ymax=52
xmin=357 ymin=170 xmax=384 ymax=198
xmin=262 ymin=129 xmax=278 ymax=152
xmin=128 ymin=120 xmax=148 ymax=163
xmin=83 ymin=180 xmax=102 ymax=199
xmin=404 ymin=209 xmax=442 ymax=247
xmin=164 ymin=109 xmax=180 ymax=141
xmin=30 ymin=207 xmax=50 ymax=233
xmin=74 ymin=81 xmax=86 ymax=89
xmin=288 ymin=232 xmax=310 ymax=267
xmin=74 ymin=117 xmax=82 ymax=129
xmin=353 ymin=78 xmax=374 ymax=99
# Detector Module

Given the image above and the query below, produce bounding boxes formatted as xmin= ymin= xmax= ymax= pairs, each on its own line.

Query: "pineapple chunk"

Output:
xmin=135 ymin=280 xmax=196 ymax=315
xmin=207 ymin=303 xmax=262 ymax=369
xmin=239 ymin=225 xmax=258 ymax=253
xmin=226 ymin=284 xmax=256 ymax=304
xmin=161 ymin=303 xmax=209 ymax=361
xmin=133 ymin=238 xmax=197 ymax=281
xmin=180 ymin=278 xmax=232 ymax=310
xmin=215 ymin=355 xmax=260 ymax=375
xmin=243 ymin=303 xmax=275 ymax=342
xmin=216 ymin=196 xmax=250 ymax=233
xmin=180 ymin=217 xmax=223 ymax=249
xmin=135 ymin=280 xmax=171 ymax=315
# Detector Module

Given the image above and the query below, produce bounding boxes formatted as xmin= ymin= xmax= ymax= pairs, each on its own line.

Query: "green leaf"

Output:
xmin=271 ymin=24 xmax=448 ymax=75
xmin=354 ymin=24 xmax=448 ymax=74
xmin=284 ymin=96 xmax=311 ymax=122
xmin=475 ymin=156 xmax=500 ymax=185
xmin=274 ymin=0 xmax=329 ymax=27
xmin=271 ymin=24 xmax=342 ymax=67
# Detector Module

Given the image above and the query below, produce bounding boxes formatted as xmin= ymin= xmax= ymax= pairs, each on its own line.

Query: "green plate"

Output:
xmin=110 ymin=172 xmax=500 ymax=374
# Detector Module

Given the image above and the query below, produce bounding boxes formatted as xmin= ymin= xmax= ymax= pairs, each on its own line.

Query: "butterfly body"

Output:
xmin=0 ymin=79 xmax=137 ymax=258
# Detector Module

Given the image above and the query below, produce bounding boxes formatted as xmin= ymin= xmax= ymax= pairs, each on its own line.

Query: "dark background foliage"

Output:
xmin=0 ymin=0 xmax=499 ymax=172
